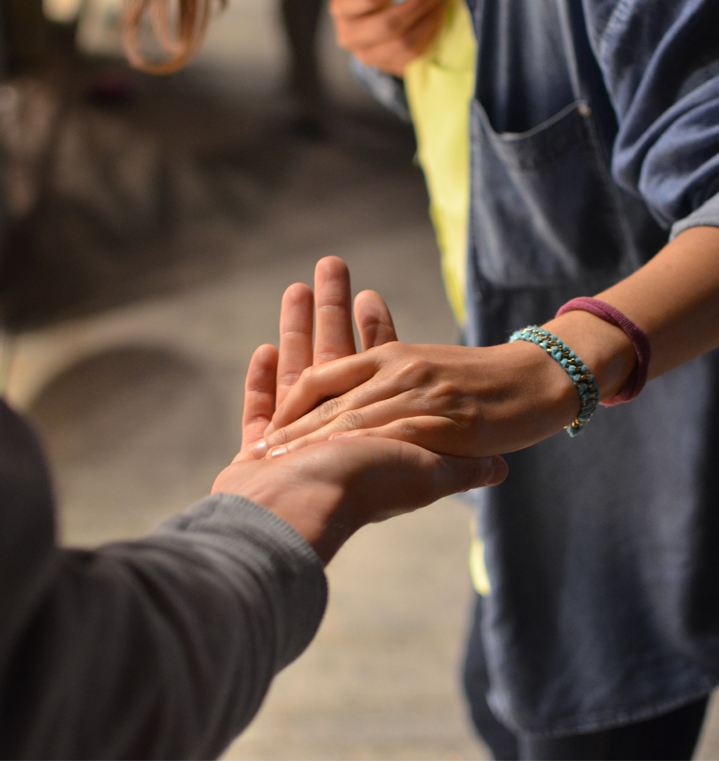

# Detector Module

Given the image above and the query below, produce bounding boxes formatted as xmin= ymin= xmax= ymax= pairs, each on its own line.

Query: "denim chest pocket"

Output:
xmin=470 ymin=97 xmax=633 ymax=289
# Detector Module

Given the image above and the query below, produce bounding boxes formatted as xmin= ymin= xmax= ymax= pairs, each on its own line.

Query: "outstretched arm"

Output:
xmin=251 ymin=227 xmax=719 ymax=460
xmin=0 ymin=403 xmax=328 ymax=760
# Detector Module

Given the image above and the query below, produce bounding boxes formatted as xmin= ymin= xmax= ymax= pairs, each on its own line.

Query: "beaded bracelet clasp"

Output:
xmin=509 ymin=326 xmax=599 ymax=437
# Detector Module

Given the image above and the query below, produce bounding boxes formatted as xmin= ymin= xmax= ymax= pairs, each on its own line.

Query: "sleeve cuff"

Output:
xmin=154 ymin=494 xmax=328 ymax=670
xmin=670 ymin=189 xmax=719 ymax=240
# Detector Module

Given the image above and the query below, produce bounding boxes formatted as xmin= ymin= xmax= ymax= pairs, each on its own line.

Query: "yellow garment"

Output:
xmin=404 ymin=0 xmax=475 ymax=326
xmin=469 ymin=517 xmax=491 ymax=597
xmin=405 ymin=0 xmax=490 ymax=596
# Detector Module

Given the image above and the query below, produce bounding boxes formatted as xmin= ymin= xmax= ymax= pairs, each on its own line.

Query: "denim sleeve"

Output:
xmin=583 ymin=0 xmax=719 ymax=229
xmin=670 ymin=189 xmax=719 ymax=239
xmin=350 ymin=58 xmax=411 ymax=121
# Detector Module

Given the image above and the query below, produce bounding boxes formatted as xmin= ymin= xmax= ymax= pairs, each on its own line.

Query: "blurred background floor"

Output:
xmin=2 ymin=2 xmax=719 ymax=759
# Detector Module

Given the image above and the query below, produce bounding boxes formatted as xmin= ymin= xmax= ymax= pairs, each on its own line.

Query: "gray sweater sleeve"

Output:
xmin=0 ymin=403 xmax=327 ymax=760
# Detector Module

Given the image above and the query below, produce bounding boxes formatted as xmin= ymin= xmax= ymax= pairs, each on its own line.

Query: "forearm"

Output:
xmin=2 ymin=495 xmax=326 ymax=760
xmin=481 ymin=224 xmax=719 ymax=447
xmin=258 ymin=226 xmax=719 ymax=459
xmin=544 ymin=226 xmax=719 ymax=403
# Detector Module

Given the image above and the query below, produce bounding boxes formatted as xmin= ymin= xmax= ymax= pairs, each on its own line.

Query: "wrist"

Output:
xmin=246 ymin=485 xmax=350 ymax=565
xmin=213 ymin=460 xmax=350 ymax=565
xmin=478 ymin=341 xmax=581 ymax=448
xmin=543 ymin=310 xmax=636 ymax=402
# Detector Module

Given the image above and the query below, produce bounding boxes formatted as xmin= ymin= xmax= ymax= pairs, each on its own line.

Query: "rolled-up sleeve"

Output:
xmin=584 ymin=0 xmax=719 ymax=230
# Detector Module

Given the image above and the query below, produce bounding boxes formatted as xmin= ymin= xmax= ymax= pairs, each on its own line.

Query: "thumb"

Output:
xmin=435 ymin=455 xmax=508 ymax=497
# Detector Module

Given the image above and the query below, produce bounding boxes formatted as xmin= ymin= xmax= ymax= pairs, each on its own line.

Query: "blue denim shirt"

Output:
xmin=356 ymin=0 xmax=719 ymax=737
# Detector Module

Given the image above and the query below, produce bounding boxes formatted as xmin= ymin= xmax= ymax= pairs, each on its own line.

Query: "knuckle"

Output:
xmin=399 ymin=419 xmax=419 ymax=440
xmin=335 ymin=27 xmax=352 ymax=49
xmin=371 ymin=338 xmax=399 ymax=356
xmin=399 ymin=356 xmax=431 ymax=384
xmin=271 ymin=427 xmax=291 ymax=445
xmin=457 ymin=408 xmax=478 ymax=431
xmin=459 ymin=463 xmax=477 ymax=493
xmin=299 ymin=365 xmax=315 ymax=384
xmin=329 ymin=0 xmax=357 ymax=18
xmin=428 ymin=379 xmax=455 ymax=402
xmin=381 ymin=14 xmax=402 ymax=37
xmin=432 ymin=457 xmax=472 ymax=495
xmin=276 ymin=371 xmax=302 ymax=388
xmin=244 ymin=412 xmax=269 ymax=427
xmin=393 ymin=35 xmax=415 ymax=55
xmin=336 ymin=409 xmax=364 ymax=432
xmin=318 ymin=395 xmax=344 ymax=421
xmin=313 ymin=350 xmax=341 ymax=365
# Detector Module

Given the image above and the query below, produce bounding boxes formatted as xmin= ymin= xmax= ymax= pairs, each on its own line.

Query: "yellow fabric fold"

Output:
xmin=403 ymin=0 xmax=476 ymax=326
xmin=405 ymin=0 xmax=489 ymax=595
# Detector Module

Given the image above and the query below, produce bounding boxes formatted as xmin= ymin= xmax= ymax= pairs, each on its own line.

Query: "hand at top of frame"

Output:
xmin=330 ymin=0 xmax=446 ymax=77
xmin=212 ymin=256 xmax=508 ymax=564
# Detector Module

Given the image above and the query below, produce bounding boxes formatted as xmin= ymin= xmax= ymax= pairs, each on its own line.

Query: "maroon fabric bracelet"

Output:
xmin=555 ymin=297 xmax=651 ymax=406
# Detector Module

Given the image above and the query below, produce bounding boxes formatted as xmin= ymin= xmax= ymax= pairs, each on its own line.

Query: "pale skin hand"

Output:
xmin=213 ymin=255 xmax=508 ymax=564
xmin=251 ymin=227 xmax=719 ymax=460
xmin=330 ymin=0 xmax=446 ymax=77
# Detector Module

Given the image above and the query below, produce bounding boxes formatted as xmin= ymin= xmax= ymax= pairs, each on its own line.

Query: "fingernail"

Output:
xmin=270 ymin=445 xmax=288 ymax=458
xmin=330 ymin=432 xmax=350 ymax=440
xmin=489 ymin=457 xmax=508 ymax=483
xmin=251 ymin=440 xmax=268 ymax=459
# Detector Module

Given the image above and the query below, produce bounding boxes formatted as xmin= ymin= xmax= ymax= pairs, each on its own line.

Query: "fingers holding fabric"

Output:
xmin=331 ymin=0 xmax=441 ymax=43
xmin=330 ymin=0 xmax=446 ymax=75
xmin=363 ymin=3 xmax=445 ymax=74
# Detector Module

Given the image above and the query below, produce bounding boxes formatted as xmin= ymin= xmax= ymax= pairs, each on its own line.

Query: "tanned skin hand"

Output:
xmin=250 ymin=228 xmax=719 ymax=462
xmin=330 ymin=0 xmax=446 ymax=76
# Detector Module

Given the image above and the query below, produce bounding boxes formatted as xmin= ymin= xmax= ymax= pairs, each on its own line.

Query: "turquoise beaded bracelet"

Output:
xmin=509 ymin=326 xmax=599 ymax=437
